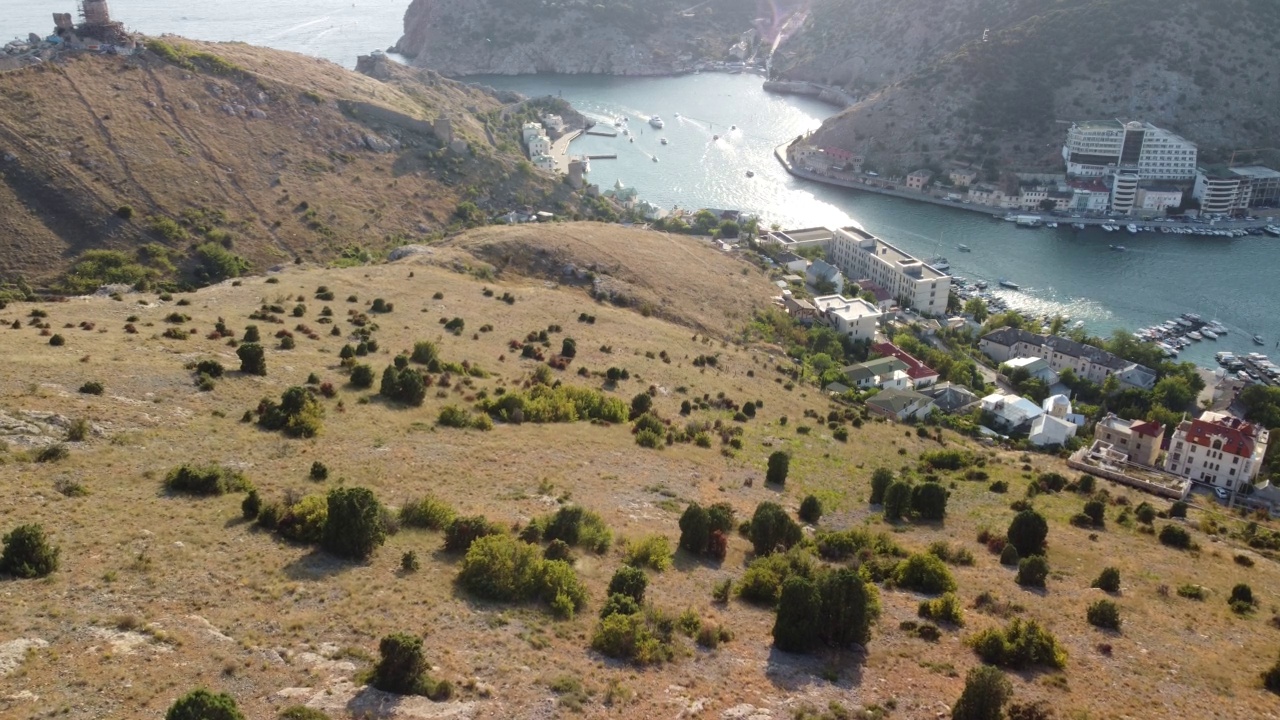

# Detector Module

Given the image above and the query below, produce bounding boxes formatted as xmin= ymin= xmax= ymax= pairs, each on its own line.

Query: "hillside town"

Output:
xmin=787 ymin=119 xmax=1280 ymax=231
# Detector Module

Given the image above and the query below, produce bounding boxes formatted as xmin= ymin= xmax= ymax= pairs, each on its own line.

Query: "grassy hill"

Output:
xmin=0 ymin=39 xmax=601 ymax=293
xmin=1 ymin=222 xmax=1279 ymax=719
xmin=780 ymin=0 xmax=1280 ymax=172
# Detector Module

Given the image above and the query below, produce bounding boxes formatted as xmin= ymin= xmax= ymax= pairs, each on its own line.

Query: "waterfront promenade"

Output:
xmin=773 ymin=143 xmax=1279 ymax=231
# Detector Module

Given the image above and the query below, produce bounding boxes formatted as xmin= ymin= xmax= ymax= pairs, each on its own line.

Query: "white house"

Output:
xmin=842 ymin=357 xmax=910 ymax=390
xmin=1163 ymin=411 xmax=1271 ymax=491
xmin=527 ymin=134 xmax=552 ymax=158
xmin=806 ymin=259 xmax=845 ymax=295
xmin=531 ymin=154 xmax=557 ymax=172
xmin=1029 ymin=414 xmax=1077 ymax=448
xmin=775 ymin=251 xmax=809 ymax=274
xmin=866 ymin=388 xmax=936 ymax=422
xmin=812 ymin=294 xmax=881 ymax=341
xmin=980 ymin=327 xmax=1156 ymax=391
xmin=1003 ymin=357 xmax=1059 ymax=385
xmin=981 ymin=392 xmax=1044 ymax=433
xmin=521 ymin=122 xmax=545 ymax=145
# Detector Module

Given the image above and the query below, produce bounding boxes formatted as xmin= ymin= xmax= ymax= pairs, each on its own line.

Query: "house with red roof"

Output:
xmin=1094 ymin=413 xmax=1165 ymax=467
xmin=871 ymin=342 xmax=939 ymax=388
xmin=1163 ymin=411 xmax=1271 ymax=491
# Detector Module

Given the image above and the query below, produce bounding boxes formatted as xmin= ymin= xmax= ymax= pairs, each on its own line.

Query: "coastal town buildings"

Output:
xmin=1227 ymin=165 xmax=1280 ymax=208
xmin=1094 ymin=413 xmax=1165 ymax=467
xmin=811 ymin=294 xmax=882 ymax=341
xmin=828 ymin=227 xmax=951 ymax=316
xmin=842 ymin=357 xmax=911 ymax=391
xmin=805 ymin=259 xmax=845 ymax=295
xmin=1062 ymin=120 xmax=1198 ymax=181
xmin=979 ymin=327 xmax=1157 ymax=390
xmin=980 ymin=392 xmax=1044 ymax=433
xmin=866 ymin=388 xmax=936 ymax=422
xmin=905 ymin=169 xmax=933 ymax=190
xmin=871 ymin=341 xmax=939 ymax=388
xmin=949 ymin=168 xmax=978 ymax=187
xmin=1193 ymin=169 xmax=1252 ymax=215
xmin=1163 ymin=411 xmax=1271 ymax=490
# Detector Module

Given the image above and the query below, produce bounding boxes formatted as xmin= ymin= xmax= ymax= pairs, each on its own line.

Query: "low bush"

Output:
xmin=798 ymin=495 xmax=823 ymax=524
xmin=591 ymin=607 xmax=676 ymax=665
xmin=36 ymin=443 xmax=70 ymax=463
xmin=737 ymin=547 xmax=816 ymax=605
xmin=1015 ymin=555 xmax=1049 ymax=588
xmin=1264 ymin=658 xmax=1280 ymax=694
xmin=766 ymin=451 xmax=789 ymax=486
xmin=1176 ymin=584 xmax=1208 ymax=600
xmin=1230 ymin=583 xmax=1256 ymax=614
xmin=624 ymin=534 xmax=673 ymax=571
xmin=79 ymin=381 xmax=105 ymax=395
xmin=477 ymin=384 xmax=627 ymax=424
xmin=608 ymin=566 xmax=648 ymax=603
xmin=1086 ymin=599 xmax=1121 ymax=630
xmin=815 ymin=528 xmax=905 ymax=561
xmin=236 ymin=342 xmax=266 ymax=375
xmin=380 ymin=366 xmax=427 ymax=406
xmin=309 ymin=461 xmax=329 ymax=481
xmin=1 ymin=523 xmax=61 ymax=579
xmin=400 ymin=495 xmax=456 ymax=530
xmin=444 ymin=515 xmax=501 ymax=553
xmin=1158 ymin=524 xmax=1193 ymax=550
xmin=350 ymin=364 xmax=375 ymax=388
xmin=968 ymin=618 xmax=1067 ymax=670
xmin=918 ymin=592 xmax=964 ymax=625
xmin=749 ymin=502 xmax=802 ymax=556
xmin=321 ymin=487 xmax=387 ymax=561
xmin=165 ymin=689 xmax=244 ymax=720
xmin=538 ymin=505 xmax=612 ymax=554
xmin=998 ymin=543 xmax=1020 ymax=566
xmin=893 ymin=553 xmax=957 ymax=594
xmin=1092 ymin=567 xmax=1121 ymax=593
xmin=457 ymin=534 xmax=588 ymax=616
xmin=164 ymin=464 xmax=250 ymax=496
xmin=256 ymin=387 xmax=324 ymax=438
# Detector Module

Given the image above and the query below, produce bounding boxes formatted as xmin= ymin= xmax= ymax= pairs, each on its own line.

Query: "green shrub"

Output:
xmin=624 ymin=534 xmax=673 ymax=571
xmin=1176 ymin=584 xmax=1207 ymax=600
xmin=1092 ymin=567 xmax=1121 ymax=593
xmin=608 ymin=566 xmax=648 ymax=603
xmin=968 ymin=618 xmax=1067 ymax=670
xmin=766 ymin=451 xmax=790 ymax=486
xmin=911 ymin=482 xmax=949 ymax=521
xmin=410 ymin=340 xmax=438 ymax=365
xmin=771 ymin=576 xmax=823 ymax=652
xmin=308 ymin=461 xmax=329 ymax=481
xmin=236 ymin=343 xmax=266 ymax=375
xmin=278 ymin=707 xmax=331 ymax=720
xmin=257 ymin=387 xmax=324 ymax=438
xmin=1015 ymin=555 xmax=1049 ymax=588
xmin=591 ymin=609 xmax=675 ymax=665
xmin=737 ymin=547 xmax=816 ymax=605
xmin=1007 ymin=509 xmax=1048 ymax=557
xmin=950 ymin=665 xmax=1012 ymax=720
xmin=193 ymin=242 xmax=249 ymax=281
xmin=278 ymin=495 xmax=329 ymax=544
xmin=920 ymin=448 xmax=973 ymax=471
xmin=1229 ymin=583 xmax=1255 ymax=614
xmin=457 ymin=534 xmax=587 ymax=614
xmin=749 ymin=502 xmax=802 ymax=556
xmin=350 ymin=364 xmax=375 ymax=388
xmin=444 ymin=515 xmax=500 ymax=553
xmin=49 ymin=334 xmax=65 ymax=346
xmin=164 ymin=464 xmax=250 ymax=496
xmin=629 ymin=392 xmax=653 ymax=419
xmin=79 ymin=381 xmax=105 ymax=395
xmin=540 ymin=505 xmax=612 ymax=553
xmin=380 ymin=366 xmax=427 ymax=406
xmin=1 ymin=524 xmax=60 ymax=579
xmin=601 ymin=593 xmax=642 ymax=619
xmin=869 ymin=468 xmax=894 ymax=504
xmin=373 ymin=632 xmax=429 ymax=694
xmin=165 ymin=689 xmax=244 ymax=720
xmin=893 ymin=553 xmax=957 ymax=594
xmin=543 ymin=539 xmax=572 ymax=561
xmin=1086 ymin=599 xmax=1121 ymax=630
xmin=1159 ymin=524 xmax=1193 ymax=550
xmin=400 ymin=496 xmax=455 ymax=530
xmin=678 ymin=503 xmax=711 ymax=554
xmin=478 ymin=383 xmax=627 ymax=424
xmin=798 ymin=495 xmax=823 ymax=524
xmin=918 ymin=592 xmax=964 ymax=625
xmin=241 ymin=490 xmax=261 ymax=520
xmin=561 ymin=337 xmax=577 ymax=358
xmin=1083 ymin=499 xmax=1106 ymax=527
xmin=321 ymin=487 xmax=387 ymax=561
xmin=815 ymin=527 xmax=905 ymax=561
xmin=998 ymin=543 xmax=1019 ymax=566
xmin=883 ymin=480 xmax=913 ymax=521
xmin=1264 ymin=658 xmax=1280 ymax=694
xmin=196 ymin=360 xmax=225 ymax=378
xmin=36 ymin=443 xmax=70 ymax=463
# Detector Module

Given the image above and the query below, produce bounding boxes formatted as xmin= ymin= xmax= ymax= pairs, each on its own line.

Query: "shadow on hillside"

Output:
xmin=671 ymin=548 xmax=725 ymax=573
xmin=283 ymin=549 xmax=355 ymax=581
xmin=764 ymin=645 xmax=866 ymax=692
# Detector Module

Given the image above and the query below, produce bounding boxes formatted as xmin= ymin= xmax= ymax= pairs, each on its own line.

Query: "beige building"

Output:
xmin=1164 ymin=411 xmax=1270 ymax=491
xmin=828 ymin=227 xmax=951 ymax=316
xmin=949 ymin=169 xmax=979 ymax=187
xmin=1193 ymin=169 xmax=1252 ymax=215
xmin=905 ymin=169 xmax=933 ymax=191
xmin=1094 ymin=414 xmax=1165 ymax=467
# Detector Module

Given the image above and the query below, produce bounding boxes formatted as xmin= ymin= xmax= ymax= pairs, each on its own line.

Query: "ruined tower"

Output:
xmin=81 ymin=0 xmax=112 ymax=26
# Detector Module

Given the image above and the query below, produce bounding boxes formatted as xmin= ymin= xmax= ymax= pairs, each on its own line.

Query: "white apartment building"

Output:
xmin=1110 ymin=173 xmax=1139 ymax=215
xmin=811 ymin=294 xmax=882 ymax=341
xmin=527 ymin=134 xmax=552 ymax=158
xmin=1164 ymin=411 xmax=1270 ymax=491
xmin=1135 ymin=185 xmax=1183 ymax=213
xmin=521 ymin=122 xmax=544 ymax=145
xmin=1063 ymin=120 xmax=1197 ymax=181
xmin=1194 ymin=169 xmax=1253 ymax=215
xmin=827 ymin=227 xmax=951 ymax=316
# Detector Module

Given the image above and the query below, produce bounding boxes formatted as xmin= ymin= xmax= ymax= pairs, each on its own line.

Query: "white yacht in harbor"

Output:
xmin=925 ymin=256 xmax=951 ymax=272
xmin=649 ymin=116 xmax=665 ymax=129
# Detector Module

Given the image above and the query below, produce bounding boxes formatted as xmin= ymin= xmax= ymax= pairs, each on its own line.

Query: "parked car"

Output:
xmin=1214 ymin=486 xmax=1229 ymax=500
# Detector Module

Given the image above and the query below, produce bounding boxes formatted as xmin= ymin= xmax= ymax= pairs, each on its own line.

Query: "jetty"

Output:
xmin=585 ymin=129 xmax=618 ymax=137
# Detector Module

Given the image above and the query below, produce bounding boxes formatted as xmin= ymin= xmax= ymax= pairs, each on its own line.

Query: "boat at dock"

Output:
xmin=1202 ymin=329 xmax=1219 ymax=340
xmin=1072 ymin=222 xmax=1086 ymax=230
xmin=926 ymin=256 xmax=950 ymax=271
xmin=1126 ymin=224 xmax=1139 ymax=234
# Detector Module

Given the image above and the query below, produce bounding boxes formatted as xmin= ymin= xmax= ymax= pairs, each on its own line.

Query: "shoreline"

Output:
xmin=773 ymin=143 xmax=1278 ymax=232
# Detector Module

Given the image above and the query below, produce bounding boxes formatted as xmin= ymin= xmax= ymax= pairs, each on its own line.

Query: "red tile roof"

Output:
xmin=872 ymin=342 xmax=938 ymax=381
xmin=1180 ymin=416 xmax=1260 ymax=457
xmin=1129 ymin=419 xmax=1165 ymax=438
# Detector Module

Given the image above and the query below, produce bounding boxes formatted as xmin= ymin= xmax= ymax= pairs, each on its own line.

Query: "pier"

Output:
xmin=585 ymin=129 xmax=618 ymax=137
xmin=586 ymin=154 xmax=617 ymax=160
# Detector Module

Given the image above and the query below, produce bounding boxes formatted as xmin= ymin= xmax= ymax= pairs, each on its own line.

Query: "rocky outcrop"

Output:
xmin=392 ymin=0 xmax=764 ymax=76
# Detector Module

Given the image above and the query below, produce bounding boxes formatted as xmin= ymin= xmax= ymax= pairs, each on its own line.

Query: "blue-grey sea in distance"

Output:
xmin=3 ymin=2 xmax=1277 ymax=368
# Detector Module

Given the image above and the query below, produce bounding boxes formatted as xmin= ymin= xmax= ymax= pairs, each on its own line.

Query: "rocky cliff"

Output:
xmin=393 ymin=0 xmax=771 ymax=76
xmin=787 ymin=0 xmax=1280 ymax=172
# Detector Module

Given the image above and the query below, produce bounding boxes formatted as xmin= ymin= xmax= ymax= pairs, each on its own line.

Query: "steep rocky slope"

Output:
xmin=0 ymin=39 xmax=596 ymax=290
xmin=393 ymin=0 xmax=772 ymax=75
xmin=793 ymin=0 xmax=1280 ymax=171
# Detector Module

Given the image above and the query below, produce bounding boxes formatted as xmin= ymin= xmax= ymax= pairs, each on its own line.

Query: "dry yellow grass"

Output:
xmin=0 ymin=226 xmax=1278 ymax=719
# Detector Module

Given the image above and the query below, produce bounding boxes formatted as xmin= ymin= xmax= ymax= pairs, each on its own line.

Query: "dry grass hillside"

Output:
xmin=787 ymin=0 xmax=1280 ymax=172
xmin=1 ymin=224 xmax=1279 ymax=720
xmin=0 ymin=39 xmax=590 ymax=290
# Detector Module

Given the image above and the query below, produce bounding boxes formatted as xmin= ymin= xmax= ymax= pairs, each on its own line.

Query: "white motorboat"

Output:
xmin=649 ymin=116 xmax=665 ymax=129
xmin=926 ymin=256 xmax=951 ymax=271
xmin=1202 ymin=329 xmax=1219 ymax=340
xmin=1126 ymin=224 xmax=1138 ymax=234
xmin=1188 ymin=331 xmax=1203 ymax=341
xmin=660 ymin=138 xmax=669 ymax=145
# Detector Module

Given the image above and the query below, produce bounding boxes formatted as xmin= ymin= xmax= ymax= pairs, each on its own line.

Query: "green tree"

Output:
xmin=1 ymin=524 xmax=60 ymax=579
xmin=963 ymin=297 xmax=989 ymax=323
xmin=607 ymin=566 xmax=648 ymax=603
xmin=817 ymin=567 xmax=878 ymax=647
xmin=373 ymin=633 xmax=427 ymax=694
xmin=1152 ymin=376 xmax=1195 ymax=412
xmin=677 ymin=503 xmax=710 ymax=554
xmin=883 ymin=480 xmax=913 ymax=522
xmin=911 ymin=482 xmax=949 ymax=521
xmin=950 ymin=665 xmax=1011 ymax=720
xmin=766 ymin=451 xmax=790 ymax=486
xmin=236 ymin=343 xmax=266 ymax=375
xmin=749 ymin=502 xmax=802 ymax=556
xmin=798 ymin=495 xmax=824 ymax=524
xmin=166 ymin=689 xmax=244 ymax=720
xmin=771 ymin=576 xmax=822 ymax=652
xmin=869 ymin=468 xmax=894 ymax=504
xmin=322 ymin=487 xmax=387 ymax=561
xmin=1007 ymin=509 xmax=1048 ymax=557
